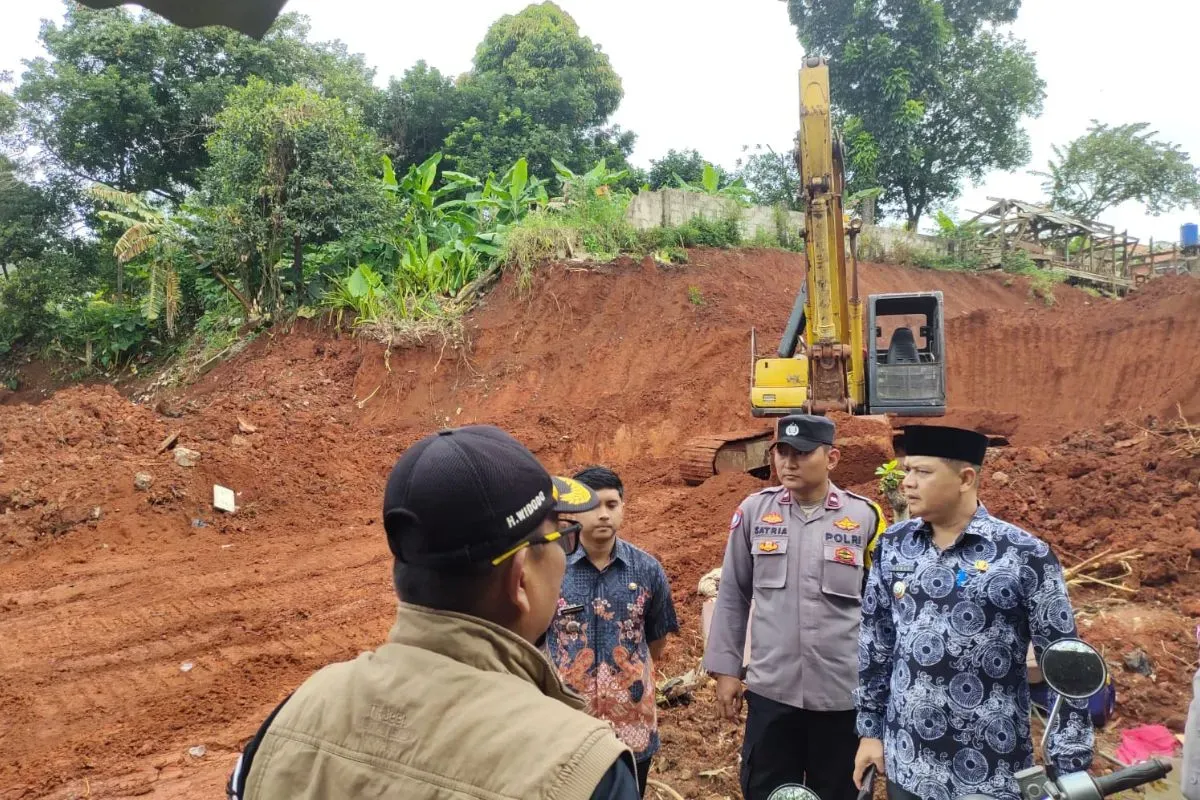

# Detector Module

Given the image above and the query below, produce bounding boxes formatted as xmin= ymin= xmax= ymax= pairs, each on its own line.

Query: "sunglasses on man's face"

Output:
xmin=490 ymin=520 xmax=582 ymax=566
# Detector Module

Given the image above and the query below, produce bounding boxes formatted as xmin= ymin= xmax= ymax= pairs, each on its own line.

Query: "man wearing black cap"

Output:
xmin=703 ymin=414 xmax=888 ymax=800
xmin=226 ymin=425 xmax=640 ymax=800
xmin=854 ymin=425 xmax=1094 ymax=800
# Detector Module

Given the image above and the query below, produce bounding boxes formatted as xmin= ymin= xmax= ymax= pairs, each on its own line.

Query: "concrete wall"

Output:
xmin=625 ymin=189 xmax=948 ymax=259
xmin=625 ymin=189 xmax=805 ymax=242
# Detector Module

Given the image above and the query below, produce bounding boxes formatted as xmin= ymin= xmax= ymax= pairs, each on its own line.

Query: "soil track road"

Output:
xmin=2 ymin=249 xmax=1199 ymax=799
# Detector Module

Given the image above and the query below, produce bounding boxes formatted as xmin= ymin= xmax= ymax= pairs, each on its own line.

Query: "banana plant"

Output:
xmin=550 ymin=158 xmax=630 ymax=205
xmin=672 ymin=162 xmax=755 ymax=205
xmin=476 ymin=158 xmax=549 ymax=226
xmin=88 ymin=184 xmax=184 ymax=336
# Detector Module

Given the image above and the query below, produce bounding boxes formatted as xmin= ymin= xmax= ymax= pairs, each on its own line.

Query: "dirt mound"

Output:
xmin=1 ymin=250 xmax=1198 ymax=799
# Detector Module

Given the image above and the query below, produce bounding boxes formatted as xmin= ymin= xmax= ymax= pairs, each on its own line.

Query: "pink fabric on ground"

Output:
xmin=1115 ymin=724 xmax=1181 ymax=763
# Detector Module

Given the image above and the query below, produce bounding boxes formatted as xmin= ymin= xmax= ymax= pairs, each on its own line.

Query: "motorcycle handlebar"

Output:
xmin=1093 ymin=758 xmax=1172 ymax=796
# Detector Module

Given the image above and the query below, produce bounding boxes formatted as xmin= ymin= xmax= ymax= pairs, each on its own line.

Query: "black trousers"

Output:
xmin=636 ymin=757 xmax=651 ymax=798
xmin=739 ymin=691 xmax=859 ymax=800
xmin=886 ymin=780 xmax=921 ymax=800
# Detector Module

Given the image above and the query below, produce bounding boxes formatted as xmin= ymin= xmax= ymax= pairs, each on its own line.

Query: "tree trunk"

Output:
xmin=905 ymin=205 xmax=924 ymax=232
xmin=210 ymin=265 xmax=254 ymax=316
xmin=291 ymin=232 xmax=303 ymax=308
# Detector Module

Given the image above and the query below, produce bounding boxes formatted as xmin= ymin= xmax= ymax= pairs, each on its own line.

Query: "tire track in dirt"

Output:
xmin=940 ymin=278 xmax=1200 ymax=441
xmin=1 ymin=521 xmax=395 ymax=798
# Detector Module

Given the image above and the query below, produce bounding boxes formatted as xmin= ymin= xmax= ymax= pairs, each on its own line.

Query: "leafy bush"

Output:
xmin=500 ymin=158 xmax=639 ymax=278
xmin=0 ymin=250 xmax=106 ymax=357
xmin=51 ymin=294 xmax=153 ymax=369
xmin=1000 ymin=250 xmax=1037 ymax=274
xmin=641 ymin=214 xmax=743 ymax=250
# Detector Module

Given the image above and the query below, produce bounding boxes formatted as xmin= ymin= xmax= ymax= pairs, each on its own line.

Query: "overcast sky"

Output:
xmin=3 ymin=0 xmax=1198 ymax=242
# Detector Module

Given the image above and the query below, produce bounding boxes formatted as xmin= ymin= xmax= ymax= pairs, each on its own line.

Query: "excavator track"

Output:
xmin=679 ymin=437 xmax=735 ymax=486
xmin=679 ymin=429 xmax=774 ymax=486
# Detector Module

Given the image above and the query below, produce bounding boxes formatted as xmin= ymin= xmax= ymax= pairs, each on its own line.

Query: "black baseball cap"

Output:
xmin=382 ymin=425 xmax=598 ymax=569
xmin=773 ymin=414 xmax=836 ymax=452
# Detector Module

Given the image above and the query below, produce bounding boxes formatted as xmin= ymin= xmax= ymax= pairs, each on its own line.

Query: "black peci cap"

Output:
xmin=773 ymin=414 xmax=836 ymax=453
xmin=382 ymin=425 xmax=597 ymax=569
xmin=900 ymin=424 xmax=988 ymax=464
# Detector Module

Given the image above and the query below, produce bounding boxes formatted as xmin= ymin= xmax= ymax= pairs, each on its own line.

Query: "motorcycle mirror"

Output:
xmin=1040 ymin=638 xmax=1108 ymax=699
xmin=768 ymin=785 xmax=822 ymax=800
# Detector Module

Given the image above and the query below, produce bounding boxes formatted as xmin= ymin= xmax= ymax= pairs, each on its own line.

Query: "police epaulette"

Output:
xmin=842 ymin=489 xmax=878 ymax=507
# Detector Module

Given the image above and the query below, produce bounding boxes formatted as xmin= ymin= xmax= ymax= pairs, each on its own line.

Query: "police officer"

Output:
xmin=704 ymin=414 xmax=887 ymax=800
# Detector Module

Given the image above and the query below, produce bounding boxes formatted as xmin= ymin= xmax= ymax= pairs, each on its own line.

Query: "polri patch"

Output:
xmin=825 ymin=530 xmax=864 ymax=547
xmin=730 ymin=509 xmax=743 ymax=531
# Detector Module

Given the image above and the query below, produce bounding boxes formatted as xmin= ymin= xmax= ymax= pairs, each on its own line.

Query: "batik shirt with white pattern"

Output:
xmin=854 ymin=504 xmax=1095 ymax=800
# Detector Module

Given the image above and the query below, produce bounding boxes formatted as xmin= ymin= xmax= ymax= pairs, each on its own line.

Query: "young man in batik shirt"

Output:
xmin=546 ymin=466 xmax=679 ymax=798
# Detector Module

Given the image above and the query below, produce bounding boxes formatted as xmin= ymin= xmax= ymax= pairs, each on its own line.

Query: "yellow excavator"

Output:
xmin=680 ymin=56 xmax=948 ymax=485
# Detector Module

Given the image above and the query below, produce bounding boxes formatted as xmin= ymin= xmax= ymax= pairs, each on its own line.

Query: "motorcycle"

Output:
xmin=765 ymin=638 xmax=1172 ymax=800
xmin=958 ymin=637 xmax=1172 ymax=800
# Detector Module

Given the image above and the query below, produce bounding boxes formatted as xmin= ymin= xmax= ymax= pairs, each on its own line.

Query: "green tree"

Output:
xmin=16 ymin=3 xmax=379 ymax=200
xmin=0 ymin=87 xmax=76 ymax=279
xmin=1036 ymin=121 xmax=1200 ymax=221
xmin=735 ymin=144 xmax=802 ymax=210
xmin=373 ymin=61 xmax=465 ymax=172
xmin=444 ymin=2 xmax=635 ymax=181
xmin=786 ymin=0 xmax=1044 ymax=230
xmin=197 ymin=79 xmax=389 ymax=315
xmin=647 ymin=149 xmax=710 ymax=189
xmin=0 ymin=160 xmax=74 ymax=278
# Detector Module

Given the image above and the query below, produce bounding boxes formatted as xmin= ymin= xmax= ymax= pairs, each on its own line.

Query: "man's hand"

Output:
xmin=714 ymin=674 xmax=744 ymax=720
xmin=853 ymin=737 xmax=885 ymax=790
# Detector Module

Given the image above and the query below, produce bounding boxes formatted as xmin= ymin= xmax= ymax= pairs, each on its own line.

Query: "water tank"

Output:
xmin=1182 ymin=223 xmax=1199 ymax=249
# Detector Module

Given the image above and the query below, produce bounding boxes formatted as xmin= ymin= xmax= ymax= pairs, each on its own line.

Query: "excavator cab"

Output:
xmin=866 ymin=291 xmax=946 ymax=415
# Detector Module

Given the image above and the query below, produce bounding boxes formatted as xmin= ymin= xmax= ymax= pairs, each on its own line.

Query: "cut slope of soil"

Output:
xmin=1 ymin=249 xmax=1197 ymax=799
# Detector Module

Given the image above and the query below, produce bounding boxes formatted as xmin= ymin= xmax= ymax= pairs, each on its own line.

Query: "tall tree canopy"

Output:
xmin=735 ymin=144 xmax=802 ymax=210
xmin=197 ymin=79 xmax=389 ymax=313
xmin=16 ymin=3 xmax=378 ymax=201
xmin=648 ymin=149 xmax=710 ymax=190
xmin=443 ymin=2 xmax=635 ymax=181
xmin=373 ymin=62 xmax=464 ymax=173
xmin=1036 ymin=121 xmax=1200 ymax=221
xmin=0 ymin=88 xmax=75 ymax=277
xmin=786 ymin=0 xmax=1044 ymax=229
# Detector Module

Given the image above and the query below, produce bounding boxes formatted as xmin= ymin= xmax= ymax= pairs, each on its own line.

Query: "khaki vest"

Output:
xmin=245 ymin=603 xmax=632 ymax=800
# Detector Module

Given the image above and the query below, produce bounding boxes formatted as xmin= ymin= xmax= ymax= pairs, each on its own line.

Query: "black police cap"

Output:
xmin=773 ymin=414 xmax=836 ymax=452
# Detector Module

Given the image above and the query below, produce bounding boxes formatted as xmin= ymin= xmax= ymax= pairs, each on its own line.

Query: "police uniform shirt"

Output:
xmin=703 ymin=482 xmax=886 ymax=711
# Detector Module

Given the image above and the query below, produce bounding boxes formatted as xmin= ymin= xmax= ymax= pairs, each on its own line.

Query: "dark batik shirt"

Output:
xmin=855 ymin=504 xmax=1094 ymax=800
xmin=545 ymin=539 xmax=679 ymax=762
